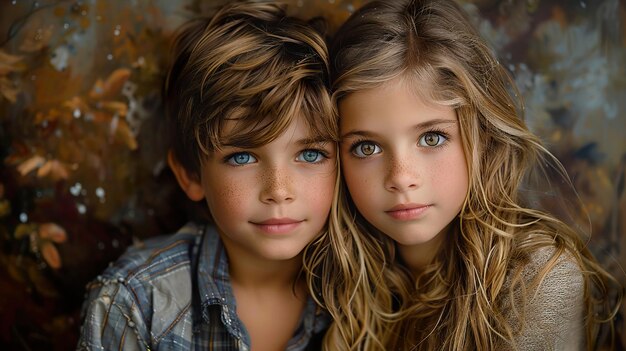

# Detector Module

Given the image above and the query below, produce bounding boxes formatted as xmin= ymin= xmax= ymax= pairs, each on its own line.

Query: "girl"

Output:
xmin=305 ymin=0 xmax=622 ymax=350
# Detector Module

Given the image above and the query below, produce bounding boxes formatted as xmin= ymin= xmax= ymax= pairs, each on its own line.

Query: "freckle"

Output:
xmin=392 ymin=162 xmax=407 ymax=174
xmin=221 ymin=183 xmax=239 ymax=200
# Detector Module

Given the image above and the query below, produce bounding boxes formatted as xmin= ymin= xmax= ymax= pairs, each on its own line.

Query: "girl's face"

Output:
xmin=339 ymin=78 xmax=468 ymax=268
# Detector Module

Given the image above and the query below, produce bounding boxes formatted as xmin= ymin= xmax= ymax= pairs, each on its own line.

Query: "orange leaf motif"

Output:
xmin=36 ymin=160 xmax=70 ymax=181
xmin=89 ymin=68 xmax=132 ymax=100
xmin=17 ymin=155 xmax=46 ymax=176
xmin=0 ymin=49 xmax=24 ymax=75
xmin=114 ymin=119 xmax=138 ymax=150
xmin=0 ymin=77 xmax=20 ymax=103
xmin=41 ymin=242 xmax=62 ymax=270
xmin=39 ymin=223 xmax=68 ymax=243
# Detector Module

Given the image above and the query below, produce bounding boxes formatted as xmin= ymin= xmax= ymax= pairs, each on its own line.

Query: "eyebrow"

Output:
xmin=297 ymin=136 xmax=334 ymax=146
xmin=341 ymin=118 xmax=457 ymax=139
xmin=222 ymin=136 xmax=333 ymax=150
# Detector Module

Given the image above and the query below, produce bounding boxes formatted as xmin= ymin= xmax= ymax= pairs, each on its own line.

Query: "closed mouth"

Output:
xmin=385 ymin=204 xmax=430 ymax=220
xmin=250 ymin=218 xmax=304 ymax=234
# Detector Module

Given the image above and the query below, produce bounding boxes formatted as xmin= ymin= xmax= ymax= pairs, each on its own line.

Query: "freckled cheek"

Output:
xmin=304 ymin=171 xmax=336 ymax=214
xmin=431 ymin=155 xmax=469 ymax=196
xmin=342 ymin=162 xmax=374 ymax=206
xmin=206 ymin=178 xmax=254 ymax=221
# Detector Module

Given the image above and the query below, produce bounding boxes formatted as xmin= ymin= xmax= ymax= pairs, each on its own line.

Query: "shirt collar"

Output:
xmin=195 ymin=224 xmax=246 ymax=339
xmin=193 ymin=223 xmax=330 ymax=347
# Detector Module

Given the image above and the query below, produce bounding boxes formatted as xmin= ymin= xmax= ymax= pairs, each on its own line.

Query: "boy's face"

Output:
xmin=196 ymin=115 xmax=336 ymax=264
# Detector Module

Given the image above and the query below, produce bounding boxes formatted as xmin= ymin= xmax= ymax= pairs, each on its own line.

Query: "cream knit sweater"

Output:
xmin=502 ymin=247 xmax=585 ymax=350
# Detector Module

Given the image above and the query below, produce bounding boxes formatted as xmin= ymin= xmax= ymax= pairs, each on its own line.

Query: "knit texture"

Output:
xmin=502 ymin=247 xmax=584 ymax=350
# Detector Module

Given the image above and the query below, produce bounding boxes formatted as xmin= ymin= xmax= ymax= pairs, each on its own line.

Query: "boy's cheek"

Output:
xmin=203 ymin=179 xmax=251 ymax=215
xmin=306 ymin=174 xmax=336 ymax=209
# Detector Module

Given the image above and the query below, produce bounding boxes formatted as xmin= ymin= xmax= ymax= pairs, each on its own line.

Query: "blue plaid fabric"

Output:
xmin=77 ymin=222 xmax=328 ymax=350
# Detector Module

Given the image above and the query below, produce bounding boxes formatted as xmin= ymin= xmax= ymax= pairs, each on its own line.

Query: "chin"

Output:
xmin=388 ymin=232 xmax=437 ymax=246
xmin=260 ymin=248 xmax=304 ymax=261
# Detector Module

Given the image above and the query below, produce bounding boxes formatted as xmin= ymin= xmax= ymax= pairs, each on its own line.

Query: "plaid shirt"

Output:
xmin=77 ymin=222 xmax=328 ymax=350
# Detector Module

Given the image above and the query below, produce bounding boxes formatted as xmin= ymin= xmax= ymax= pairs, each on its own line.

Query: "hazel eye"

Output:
xmin=297 ymin=149 xmax=326 ymax=163
xmin=419 ymin=132 xmax=446 ymax=147
xmin=352 ymin=141 xmax=382 ymax=158
xmin=227 ymin=152 xmax=257 ymax=165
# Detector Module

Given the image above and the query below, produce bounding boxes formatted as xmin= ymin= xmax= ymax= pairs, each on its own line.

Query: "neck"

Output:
xmin=219 ymin=237 xmax=304 ymax=292
xmin=397 ymin=224 xmax=451 ymax=276
xmin=230 ymin=253 xmax=304 ymax=291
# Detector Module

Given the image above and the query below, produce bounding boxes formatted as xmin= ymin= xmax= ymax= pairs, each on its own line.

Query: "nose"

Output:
xmin=259 ymin=167 xmax=295 ymax=204
xmin=384 ymin=155 xmax=420 ymax=192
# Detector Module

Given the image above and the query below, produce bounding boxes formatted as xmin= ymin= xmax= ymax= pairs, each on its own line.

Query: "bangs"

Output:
xmin=333 ymin=43 xmax=467 ymax=111
xmin=182 ymin=12 xmax=335 ymax=160
xmin=403 ymin=58 xmax=467 ymax=109
xmin=198 ymin=78 xmax=337 ymax=152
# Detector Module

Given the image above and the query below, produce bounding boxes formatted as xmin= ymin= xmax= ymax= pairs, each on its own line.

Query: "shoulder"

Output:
xmin=79 ymin=222 xmax=208 ymax=347
xmin=518 ymin=246 xmax=584 ymax=294
xmin=97 ymin=222 xmax=207 ymax=302
xmin=506 ymin=246 xmax=585 ymax=350
xmin=97 ymin=222 xmax=206 ymax=286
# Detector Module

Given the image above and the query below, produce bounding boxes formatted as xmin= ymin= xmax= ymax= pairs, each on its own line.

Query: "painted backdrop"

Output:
xmin=0 ymin=0 xmax=624 ymax=349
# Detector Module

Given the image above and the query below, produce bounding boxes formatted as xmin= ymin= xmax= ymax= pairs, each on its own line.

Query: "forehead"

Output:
xmin=208 ymin=86 xmax=337 ymax=152
xmin=219 ymin=111 xmax=323 ymax=146
xmin=339 ymin=79 xmax=456 ymax=130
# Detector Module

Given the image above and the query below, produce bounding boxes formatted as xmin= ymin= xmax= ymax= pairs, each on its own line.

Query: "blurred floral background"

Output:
xmin=0 ymin=0 xmax=624 ymax=349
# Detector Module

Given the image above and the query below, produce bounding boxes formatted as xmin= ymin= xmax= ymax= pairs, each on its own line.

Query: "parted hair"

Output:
xmin=305 ymin=0 xmax=621 ymax=350
xmin=163 ymin=0 xmax=337 ymax=175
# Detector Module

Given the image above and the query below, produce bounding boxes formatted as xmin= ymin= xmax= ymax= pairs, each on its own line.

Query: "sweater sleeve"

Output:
xmin=510 ymin=249 xmax=585 ymax=351
xmin=76 ymin=276 xmax=152 ymax=351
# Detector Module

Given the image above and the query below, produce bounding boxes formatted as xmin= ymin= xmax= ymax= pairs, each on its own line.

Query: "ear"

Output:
xmin=168 ymin=151 xmax=205 ymax=201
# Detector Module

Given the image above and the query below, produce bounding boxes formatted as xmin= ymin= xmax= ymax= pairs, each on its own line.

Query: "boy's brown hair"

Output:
xmin=163 ymin=1 xmax=337 ymax=176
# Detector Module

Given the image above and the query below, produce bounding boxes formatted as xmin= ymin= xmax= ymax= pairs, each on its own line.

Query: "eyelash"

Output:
xmin=348 ymin=128 xmax=451 ymax=157
xmin=349 ymin=138 xmax=381 ymax=158
xmin=419 ymin=128 xmax=450 ymax=148
xmin=222 ymin=148 xmax=330 ymax=166
xmin=297 ymin=148 xmax=330 ymax=163
xmin=222 ymin=152 xmax=253 ymax=166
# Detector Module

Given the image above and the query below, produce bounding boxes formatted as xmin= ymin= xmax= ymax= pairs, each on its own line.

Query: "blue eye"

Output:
xmin=418 ymin=132 xmax=447 ymax=147
xmin=351 ymin=141 xmax=382 ymax=158
xmin=227 ymin=152 xmax=257 ymax=165
xmin=297 ymin=149 xmax=326 ymax=163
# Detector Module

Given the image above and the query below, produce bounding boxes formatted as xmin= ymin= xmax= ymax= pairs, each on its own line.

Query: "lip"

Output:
xmin=385 ymin=203 xmax=431 ymax=221
xmin=251 ymin=218 xmax=303 ymax=234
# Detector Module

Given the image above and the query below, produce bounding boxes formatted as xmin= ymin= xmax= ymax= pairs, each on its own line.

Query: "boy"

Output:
xmin=77 ymin=1 xmax=337 ymax=350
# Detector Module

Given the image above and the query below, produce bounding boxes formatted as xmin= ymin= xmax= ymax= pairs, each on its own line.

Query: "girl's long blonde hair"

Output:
xmin=305 ymin=0 xmax=622 ymax=350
